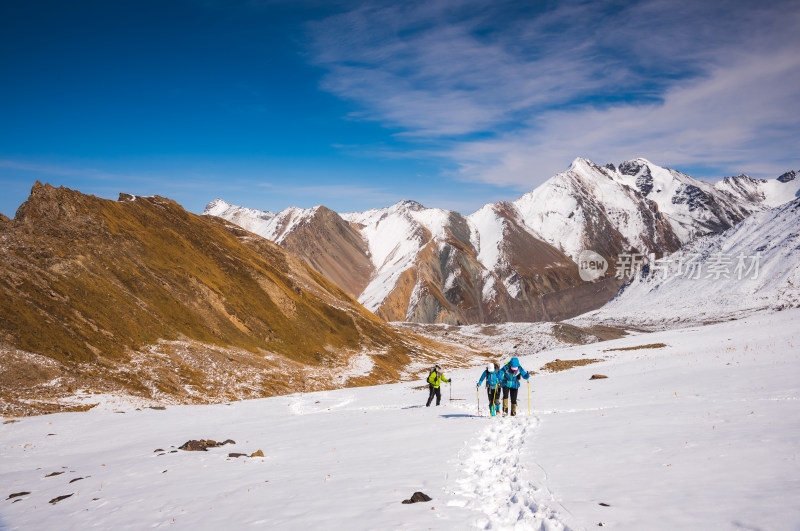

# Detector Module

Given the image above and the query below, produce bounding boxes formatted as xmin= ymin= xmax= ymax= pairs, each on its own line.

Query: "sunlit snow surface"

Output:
xmin=3 ymin=310 xmax=799 ymax=530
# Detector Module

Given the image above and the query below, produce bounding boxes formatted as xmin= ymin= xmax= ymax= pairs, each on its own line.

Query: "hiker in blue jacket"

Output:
xmin=500 ymin=357 xmax=529 ymax=416
xmin=477 ymin=362 xmax=503 ymax=416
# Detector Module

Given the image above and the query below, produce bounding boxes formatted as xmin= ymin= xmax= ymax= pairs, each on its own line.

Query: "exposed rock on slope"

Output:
xmin=0 ymin=183 xmax=460 ymax=416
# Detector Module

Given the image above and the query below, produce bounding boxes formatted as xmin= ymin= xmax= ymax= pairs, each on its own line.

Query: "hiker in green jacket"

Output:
xmin=426 ymin=365 xmax=451 ymax=407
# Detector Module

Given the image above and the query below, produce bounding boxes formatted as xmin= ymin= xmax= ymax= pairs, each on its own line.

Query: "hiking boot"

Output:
xmin=511 ymin=404 xmax=517 ymax=416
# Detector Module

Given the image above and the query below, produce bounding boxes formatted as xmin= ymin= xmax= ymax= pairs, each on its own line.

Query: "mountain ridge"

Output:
xmin=205 ymin=157 xmax=799 ymax=325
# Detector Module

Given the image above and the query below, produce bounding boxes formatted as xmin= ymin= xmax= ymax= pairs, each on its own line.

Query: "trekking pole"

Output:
xmin=527 ymin=380 xmax=531 ymax=416
xmin=476 ymin=386 xmax=480 ymax=416
xmin=449 ymin=379 xmax=452 ymax=402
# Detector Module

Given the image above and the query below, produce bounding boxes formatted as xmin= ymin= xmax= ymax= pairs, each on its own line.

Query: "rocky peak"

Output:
xmin=14 ymin=181 xmax=90 ymax=230
xmin=619 ymin=160 xmax=654 ymax=196
xmin=721 ymin=174 xmax=766 ymax=187
xmin=203 ymin=199 xmax=276 ymax=224
xmin=205 ymin=198 xmax=230 ymax=212
xmin=618 ymin=159 xmax=649 ymax=176
xmin=568 ymin=157 xmax=603 ymax=174
xmin=310 ymin=204 xmax=338 ymax=220
xmin=394 ymin=199 xmax=425 ymax=211
xmin=778 ymin=170 xmax=797 ymax=183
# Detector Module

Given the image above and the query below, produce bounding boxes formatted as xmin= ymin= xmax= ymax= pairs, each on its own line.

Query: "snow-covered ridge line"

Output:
xmin=204 ymin=198 xmax=321 ymax=244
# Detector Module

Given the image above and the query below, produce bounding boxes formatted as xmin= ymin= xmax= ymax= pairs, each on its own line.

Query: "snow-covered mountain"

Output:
xmin=574 ymin=197 xmax=800 ymax=328
xmin=715 ymin=170 xmax=800 ymax=209
xmin=208 ymin=197 xmax=616 ymax=324
xmin=205 ymin=158 xmax=797 ymax=325
xmin=513 ymin=157 xmax=762 ymax=259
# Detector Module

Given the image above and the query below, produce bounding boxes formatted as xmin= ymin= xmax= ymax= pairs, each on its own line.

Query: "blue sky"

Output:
xmin=1 ymin=0 xmax=799 ymax=218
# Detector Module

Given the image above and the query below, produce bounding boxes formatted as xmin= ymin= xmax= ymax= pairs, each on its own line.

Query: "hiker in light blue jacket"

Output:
xmin=477 ymin=362 xmax=502 ymax=416
xmin=500 ymin=357 xmax=529 ymax=416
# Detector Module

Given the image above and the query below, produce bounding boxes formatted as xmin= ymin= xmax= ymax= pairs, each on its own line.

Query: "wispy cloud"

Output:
xmin=0 ymin=159 xmax=125 ymax=181
xmin=307 ymin=0 xmax=800 ymax=186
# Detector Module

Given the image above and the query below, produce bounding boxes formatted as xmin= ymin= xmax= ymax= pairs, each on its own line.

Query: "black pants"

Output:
xmin=487 ymin=386 xmax=501 ymax=405
xmin=502 ymin=386 xmax=519 ymax=404
xmin=426 ymin=384 xmax=441 ymax=406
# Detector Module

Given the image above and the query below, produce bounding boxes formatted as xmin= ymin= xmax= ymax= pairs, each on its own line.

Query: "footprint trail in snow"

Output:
xmin=448 ymin=415 xmax=570 ymax=531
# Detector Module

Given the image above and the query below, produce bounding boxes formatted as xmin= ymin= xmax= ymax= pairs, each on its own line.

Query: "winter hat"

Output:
xmin=487 ymin=363 xmax=494 ymax=373
xmin=510 ymin=357 xmax=520 ymax=368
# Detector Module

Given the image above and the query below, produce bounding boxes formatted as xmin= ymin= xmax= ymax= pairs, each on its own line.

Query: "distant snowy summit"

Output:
xmin=205 ymin=158 xmax=799 ymax=325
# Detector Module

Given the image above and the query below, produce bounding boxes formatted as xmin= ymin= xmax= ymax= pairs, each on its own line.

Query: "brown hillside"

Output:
xmin=278 ymin=206 xmax=374 ymax=298
xmin=0 ymin=183 xmax=467 ymax=415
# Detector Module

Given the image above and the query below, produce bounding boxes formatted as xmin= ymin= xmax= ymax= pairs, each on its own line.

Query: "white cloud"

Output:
xmin=307 ymin=0 xmax=800 ymax=187
xmin=449 ymin=50 xmax=800 ymax=187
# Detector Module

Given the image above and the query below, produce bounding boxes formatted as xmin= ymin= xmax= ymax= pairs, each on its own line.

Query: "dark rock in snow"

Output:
xmin=69 ymin=477 xmax=84 ymax=483
xmin=45 ymin=471 xmax=64 ymax=477
xmin=590 ymin=374 xmax=608 ymax=380
xmin=180 ymin=440 xmax=211 ymax=451
xmin=402 ymin=491 xmax=432 ymax=504
xmin=250 ymin=450 xmax=264 ymax=457
xmin=179 ymin=439 xmax=236 ymax=451
xmin=7 ymin=492 xmax=30 ymax=500
xmin=228 ymin=453 xmax=247 ymax=458
xmin=49 ymin=494 xmax=73 ymax=504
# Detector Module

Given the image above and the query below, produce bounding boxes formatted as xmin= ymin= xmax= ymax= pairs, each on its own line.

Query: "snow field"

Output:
xmin=530 ymin=311 xmax=800 ymax=530
xmin=2 ymin=309 xmax=799 ymax=530
xmin=449 ymin=416 xmax=568 ymax=530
